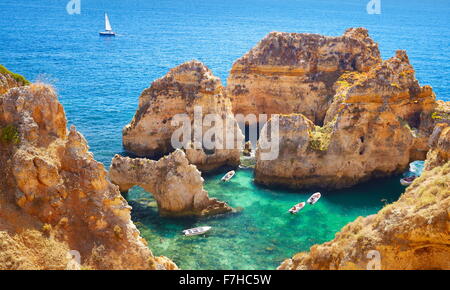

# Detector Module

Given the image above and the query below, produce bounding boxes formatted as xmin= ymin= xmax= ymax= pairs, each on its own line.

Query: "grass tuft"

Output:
xmin=308 ymin=121 xmax=334 ymax=152
xmin=0 ymin=65 xmax=30 ymax=85
xmin=0 ymin=124 xmax=20 ymax=144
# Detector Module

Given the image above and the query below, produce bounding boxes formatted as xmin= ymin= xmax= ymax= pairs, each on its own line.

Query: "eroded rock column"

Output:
xmin=227 ymin=28 xmax=382 ymax=125
xmin=123 ymin=60 xmax=243 ymax=171
xmin=255 ymin=50 xmax=437 ymax=189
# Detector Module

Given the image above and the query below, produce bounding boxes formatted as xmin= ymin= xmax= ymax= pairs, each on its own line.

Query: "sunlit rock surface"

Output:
xmin=109 ymin=150 xmax=233 ymax=217
xmin=123 ymin=60 xmax=243 ymax=171
xmin=227 ymin=28 xmax=381 ymax=125
xmin=255 ymin=50 xmax=436 ymax=189
xmin=0 ymin=73 xmax=176 ymax=269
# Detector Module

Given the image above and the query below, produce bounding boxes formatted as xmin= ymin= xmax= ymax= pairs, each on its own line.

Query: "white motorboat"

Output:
xmin=182 ymin=226 xmax=212 ymax=236
xmin=307 ymin=192 xmax=321 ymax=205
xmin=221 ymin=170 xmax=235 ymax=182
xmin=400 ymin=176 xmax=416 ymax=186
xmin=288 ymin=202 xmax=306 ymax=214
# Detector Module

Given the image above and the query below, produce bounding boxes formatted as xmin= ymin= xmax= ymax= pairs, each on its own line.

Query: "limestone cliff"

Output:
xmin=0 ymin=77 xmax=176 ymax=269
xmin=109 ymin=150 xmax=232 ymax=217
xmin=425 ymin=123 xmax=450 ymax=170
xmin=255 ymin=50 xmax=436 ymax=189
xmin=432 ymin=100 xmax=450 ymax=126
xmin=123 ymin=60 xmax=243 ymax=171
xmin=278 ymin=125 xmax=450 ymax=270
xmin=227 ymin=28 xmax=381 ymax=125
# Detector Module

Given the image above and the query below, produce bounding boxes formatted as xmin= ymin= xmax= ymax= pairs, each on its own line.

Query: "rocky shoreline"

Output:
xmin=0 ymin=27 xmax=449 ymax=270
xmin=0 ymin=77 xmax=176 ymax=269
xmin=278 ymin=122 xmax=450 ymax=270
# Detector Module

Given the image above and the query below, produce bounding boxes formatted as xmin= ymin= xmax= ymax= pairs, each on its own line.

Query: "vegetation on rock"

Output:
xmin=0 ymin=124 xmax=20 ymax=144
xmin=0 ymin=65 xmax=29 ymax=85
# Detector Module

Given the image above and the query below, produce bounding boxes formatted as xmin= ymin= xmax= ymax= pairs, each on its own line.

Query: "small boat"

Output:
xmin=221 ymin=170 xmax=235 ymax=182
xmin=182 ymin=226 xmax=212 ymax=236
xmin=288 ymin=202 xmax=306 ymax=214
xmin=307 ymin=192 xmax=321 ymax=205
xmin=400 ymin=176 xmax=416 ymax=186
xmin=99 ymin=13 xmax=115 ymax=36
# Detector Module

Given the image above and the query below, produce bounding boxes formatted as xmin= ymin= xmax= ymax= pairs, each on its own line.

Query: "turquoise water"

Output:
xmin=0 ymin=0 xmax=448 ymax=269
xmin=128 ymin=168 xmax=404 ymax=269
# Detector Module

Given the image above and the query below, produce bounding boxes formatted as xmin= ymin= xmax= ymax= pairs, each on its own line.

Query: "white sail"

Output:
xmin=105 ymin=13 xmax=112 ymax=31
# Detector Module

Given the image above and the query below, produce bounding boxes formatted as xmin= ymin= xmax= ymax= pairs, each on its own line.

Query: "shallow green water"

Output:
xmin=127 ymin=168 xmax=405 ymax=270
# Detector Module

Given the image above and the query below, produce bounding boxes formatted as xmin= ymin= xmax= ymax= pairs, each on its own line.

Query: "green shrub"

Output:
xmin=0 ymin=64 xmax=30 ymax=85
xmin=431 ymin=111 xmax=450 ymax=121
xmin=0 ymin=124 xmax=20 ymax=144
xmin=308 ymin=123 xmax=333 ymax=152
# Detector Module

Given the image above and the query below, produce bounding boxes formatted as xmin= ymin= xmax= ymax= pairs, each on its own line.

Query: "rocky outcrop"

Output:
xmin=109 ymin=150 xmax=232 ymax=217
xmin=0 ymin=78 xmax=176 ymax=269
xmin=278 ymin=129 xmax=450 ymax=270
xmin=425 ymin=123 xmax=450 ymax=170
xmin=432 ymin=100 xmax=450 ymax=126
xmin=123 ymin=60 xmax=243 ymax=171
xmin=255 ymin=50 xmax=436 ymax=189
xmin=227 ymin=28 xmax=381 ymax=125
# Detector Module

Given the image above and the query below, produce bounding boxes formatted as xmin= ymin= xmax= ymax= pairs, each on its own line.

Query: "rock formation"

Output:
xmin=109 ymin=150 xmax=232 ymax=217
xmin=425 ymin=123 xmax=450 ymax=170
xmin=255 ymin=50 xmax=436 ymax=189
xmin=278 ymin=124 xmax=450 ymax=270
xmin=0 ymin=73 xmax=176 ymax=269
xmin=227 ymin=28 xmax=381 ymax=125
xmin=432 ymin=100 xmax=450 ymax=126
xmin=123 ymin=60 xmax=243 ymax=171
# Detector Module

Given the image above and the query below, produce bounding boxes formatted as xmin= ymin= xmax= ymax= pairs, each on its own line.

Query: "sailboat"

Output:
xmin=99 ymin=13 xmax=115 ymax=36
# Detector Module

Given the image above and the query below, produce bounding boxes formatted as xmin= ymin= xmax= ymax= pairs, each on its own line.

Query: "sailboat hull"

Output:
xmin=99 ymin=31 xmax=115 ymax=36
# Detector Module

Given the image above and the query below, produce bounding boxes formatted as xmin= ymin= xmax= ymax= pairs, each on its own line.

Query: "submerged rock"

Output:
xmin=227 ymin=28 xmax=381 ymax=125
xmin=278 ymin=127 xmax=450 ymax=270
xmin=255 ymin=50 xmax=436 ymax=189
xmin=0 ymin=75 xmax=176 ymax=269
xmin=123 ymin=60 xmax=243 ymax=171
xmin=109 ymin=150 xmax=233 ymax=217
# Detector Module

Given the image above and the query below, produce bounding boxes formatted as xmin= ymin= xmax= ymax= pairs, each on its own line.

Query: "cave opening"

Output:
xmin=238 ymin=121 xmax=264 ymax=148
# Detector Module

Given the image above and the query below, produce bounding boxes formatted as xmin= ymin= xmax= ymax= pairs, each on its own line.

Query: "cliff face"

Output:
xmin=425 ymin=123 xmax=450 ymax=170
xmin=227 ymin=28 xmax=381 ymax=125
xmin=432 ymin=100 xmax=450 ymax=126
xmin=0 ymin=79 xmax=176 ymax=269
xmin=123 ymin=60 xmax=243 ymax=171
xmin=255 ymin=50 xmax=436 ymax=189
xmin=278 ymin=128 xmax=450 ymax=270
xmin=109 ymin=150 xmax=232 ymax=217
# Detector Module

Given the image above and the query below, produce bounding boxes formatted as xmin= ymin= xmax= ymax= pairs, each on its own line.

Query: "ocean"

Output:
xmin=0 ymin=0 xmax=448 ymax=269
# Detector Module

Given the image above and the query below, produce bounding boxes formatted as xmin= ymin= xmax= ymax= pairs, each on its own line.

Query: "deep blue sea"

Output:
xmin=0 ymin=0 xmax=448 ymax=269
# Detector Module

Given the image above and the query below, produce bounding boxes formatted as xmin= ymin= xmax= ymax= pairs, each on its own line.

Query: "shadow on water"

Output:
xmin=325 ymin=174 xmax=405 ymax=207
